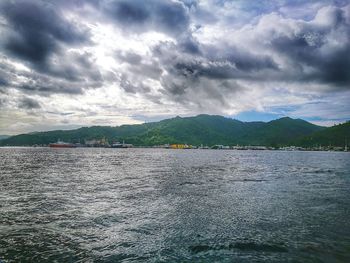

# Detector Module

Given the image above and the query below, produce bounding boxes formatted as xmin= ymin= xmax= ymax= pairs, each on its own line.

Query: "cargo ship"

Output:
xmin=49 ymin=140 xmax=77 ymax=148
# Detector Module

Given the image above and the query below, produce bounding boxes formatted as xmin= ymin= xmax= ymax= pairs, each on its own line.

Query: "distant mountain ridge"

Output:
xmin=0 ymin=135 xmax=10 ymax=140
xmin=292 ymin=121 xmax=350 ymax=147
xmin=0 ymin=115 xmax=348 ymax=147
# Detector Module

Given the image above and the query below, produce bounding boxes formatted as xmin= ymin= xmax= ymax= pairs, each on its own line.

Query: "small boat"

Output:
xmin=111 ymin=142 xmax=124 ymax=148
xmin=49 ymin=140 xmax=76 ymax=148
xmin=111 ymin=141 xmax=133 ymax=148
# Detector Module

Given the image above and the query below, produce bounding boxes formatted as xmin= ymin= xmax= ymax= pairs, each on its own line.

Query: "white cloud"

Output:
xmin=0 ymin=0 xmax=349 ymax=134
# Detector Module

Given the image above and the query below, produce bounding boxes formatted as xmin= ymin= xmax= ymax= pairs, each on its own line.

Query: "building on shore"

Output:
xmin=170 ymin=144 xmax=193 ymax=149
xmin=85 ymin=137 xmax=110 ymax=147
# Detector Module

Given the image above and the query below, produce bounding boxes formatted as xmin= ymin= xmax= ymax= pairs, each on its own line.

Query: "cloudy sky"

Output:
xmin=0 ymin=0 xmax=349 ymax=134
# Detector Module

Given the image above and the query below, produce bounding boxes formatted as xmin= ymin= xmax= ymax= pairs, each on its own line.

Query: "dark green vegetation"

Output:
xmin=292 ymin=121 xmax=350 ymax=147
xmin=0 ymin=115 xmax=348 ymax=147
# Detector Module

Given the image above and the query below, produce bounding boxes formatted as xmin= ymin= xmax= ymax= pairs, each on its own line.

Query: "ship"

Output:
xmin=49 ymin=140 xmax=77 ymax=148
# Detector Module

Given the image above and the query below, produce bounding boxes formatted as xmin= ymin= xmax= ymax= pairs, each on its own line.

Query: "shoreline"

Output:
xmin=0 ymin=146 xmax=348 ymax=153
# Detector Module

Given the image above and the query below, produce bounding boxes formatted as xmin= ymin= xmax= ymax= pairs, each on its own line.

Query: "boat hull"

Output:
xmin=49 ymin=144 xmax=76 ymax=148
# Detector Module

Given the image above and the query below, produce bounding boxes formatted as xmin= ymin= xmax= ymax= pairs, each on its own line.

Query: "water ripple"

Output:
xmin=0 ymin=148 xmax=349 ymax=262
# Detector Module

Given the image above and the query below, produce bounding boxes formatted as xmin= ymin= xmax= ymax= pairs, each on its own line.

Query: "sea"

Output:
xmin=0 ymin=148 xmax=349 ymax=263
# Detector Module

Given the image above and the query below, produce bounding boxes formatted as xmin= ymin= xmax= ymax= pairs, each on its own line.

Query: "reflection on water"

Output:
xmin=0 ymin=148 xmax=349 ymax=262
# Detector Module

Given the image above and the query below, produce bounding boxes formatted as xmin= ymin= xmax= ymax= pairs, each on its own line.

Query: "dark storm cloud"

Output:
xmin=104 ymin=0 xmax=190 ymax=35
xmin=153 ymin=39 xmax=278 ymax=80
xmin=268 ymin=6 xmax=350 ymax=88
xmin=1 ymin=0 xmax=89 ymax=65
xmin=0 ymin=51 xmax=103 ymax=97
xmin=116 ymin=50 xmax=163 ymax=80
xmin=178 ymin=36 xmax=202 ymax=55
xmin=159 ymin=72 xmax=244 ymax=109
xmin=0 ymin=0 xmax=103 ymax=98
xmin=18 ymin=97 xmax=41 ymax=109
xmin=0 ymin=60 xmax=84 ymax=96
xmin=0 ymin=60 xmax=19 ymax=91
xmin=109 ymin=1 xmax=149 ymax=24
xmin=169 ymin=54 xmax=277 ymax=80
xmin=150 ymin=39 xmax=248 ymax=108
xmin=18 ymin=80 xmax=83 ymax=96
xmin=0 ymin=0 xmax=349 ymax=118
xmin=119 ymin=74 xmax=151 ymax=94
xmin=0 ymin=74 xmax=8 ymax=87
xmin=0 ymin=97 xmax=6 ymax=107
xmin=149 ymin=39 xmax=278 ymax=106
xmin=43 ymin=51 xmax=103 ymax=84
xmin=145 ymin=2 xmax=350 ymax=105
xmin=272 ymin=34 xmax=350 ymax=87
xmin=225 ymin=50 xmax=278 ymax=72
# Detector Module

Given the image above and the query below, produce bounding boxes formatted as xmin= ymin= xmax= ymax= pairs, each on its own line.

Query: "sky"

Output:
xmin=0 ymin=0 xmax=349 ymax=135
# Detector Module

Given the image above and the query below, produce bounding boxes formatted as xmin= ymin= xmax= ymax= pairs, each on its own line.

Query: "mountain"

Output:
xmin=0 ymin=115 xmax=327 ymax=147
xmin=0 ymin=135 xmax=10 ymax=140
xmin=126 ymin=115 xmax=262 ymax=146
xmin=238 ymin=117 xmax=326 ymax=146
xmin=109 ymin=115 xmax=325 ymax=146
xmin=293 ymin=121 xmax=350 ymax=147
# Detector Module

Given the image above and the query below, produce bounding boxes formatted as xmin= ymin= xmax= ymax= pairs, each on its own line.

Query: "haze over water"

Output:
xmin=0 ymin=148 xmax=349 ymax=262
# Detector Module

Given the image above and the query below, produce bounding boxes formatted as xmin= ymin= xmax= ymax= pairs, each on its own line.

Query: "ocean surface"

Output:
xmin=0 ymin=148 xmax=349 ymax=263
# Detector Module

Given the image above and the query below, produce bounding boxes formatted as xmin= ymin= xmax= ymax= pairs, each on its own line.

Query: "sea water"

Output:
xmin=0 ymin=148 xmax=349 ymax=262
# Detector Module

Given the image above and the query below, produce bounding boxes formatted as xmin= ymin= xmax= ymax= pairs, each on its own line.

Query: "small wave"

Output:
xmin=110 ymin=161 xmax=122 ymax=166
xmin=93 ymin=214 xmax=124 ymax=226
xmin=230 ymin=179 xmax=267 ymax=182
xmin=125 ymin=227 xmax=153 ymax=236
xmin=189 ymin=242 xmax=288 ymax=254
xmin=304 ymin=168 xmax=334 ymax=174
xmin=99 ymin=253 xmax=151 ymax=262
xmin=230 ymin=242 xmax=288 ymax=252
xmin=189 ymin=245 xmax=212 ymax=253
xmin=178 ymin=181 xmax=200 ymax=186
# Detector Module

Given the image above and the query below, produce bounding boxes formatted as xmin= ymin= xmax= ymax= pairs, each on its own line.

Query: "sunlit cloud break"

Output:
xmin=0 ymin=0 xmax=349 ymax=134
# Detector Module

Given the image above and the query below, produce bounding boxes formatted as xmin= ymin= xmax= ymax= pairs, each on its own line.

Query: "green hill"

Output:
xmin=239 ymin=117 xmax=326 ymax=146
xmin=128 ymin=115 xmax=260 ymax=145
xmin=0 ymin=115 xmax=328 ymax=147
xmin=0 ymin=124 xmax=154 ymax=146
xmin=293 ymin=121 xmax=350 ymax=147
